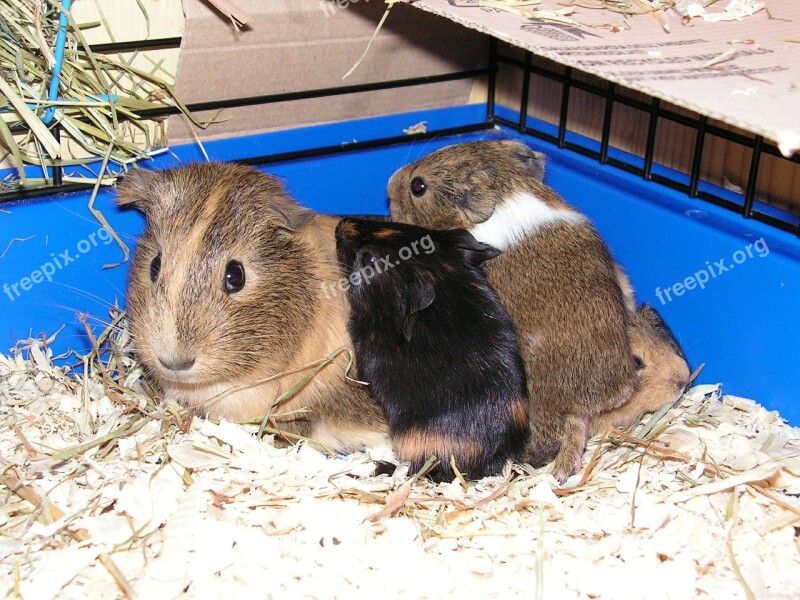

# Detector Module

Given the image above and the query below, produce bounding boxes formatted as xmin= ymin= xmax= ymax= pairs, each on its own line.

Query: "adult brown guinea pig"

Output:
xmin=116 ymin=162 xmax=387 ymax=451
xmin=388 ymin=140 xmax=638 ymax=482
xmin=335 ymin=218 xmax=530 ymax=482
xmin=590 ymin=304 xmax=690 ymax=436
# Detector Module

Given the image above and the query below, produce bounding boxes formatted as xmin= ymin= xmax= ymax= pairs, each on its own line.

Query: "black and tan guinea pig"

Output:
xmin=116 ymin=162 xmax=388 ymax=452
xmin=334 ymin=217 xmax=530 ymax=483
xmin=590 ymin=304 xmax=690 ymax=436
xmin=388 ymin=140 xmax=638 ymax=482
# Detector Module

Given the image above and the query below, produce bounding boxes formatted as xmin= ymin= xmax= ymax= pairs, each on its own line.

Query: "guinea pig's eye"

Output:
xmin=224 ymin=260 xmax=246 ymax=294
xmin=360 ymin=252 xmax=376 ymax=269
xmin=149 ymin=253 xmax=161 ymax=283
xmin=410 ymin=177 xmax=427 ymax=197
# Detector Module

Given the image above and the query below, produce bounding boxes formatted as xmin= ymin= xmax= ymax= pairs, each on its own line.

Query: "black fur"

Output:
xmin=335 ymin=218 xmax=530 ymax=482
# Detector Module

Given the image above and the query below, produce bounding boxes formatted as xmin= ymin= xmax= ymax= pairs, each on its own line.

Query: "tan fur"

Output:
xmin=614 ymin=264 xmax=637 ymax=314
xmin=484 ymin=219 xmax=636 ymax=480
xmin=117 ymin=163 xmax=388 ymax=452
xmin=388 ymin=141 xmax=637 ymax=482
xmin=335 ymin=219 xmax=357 ymax=238
xmin=484 ymin=150 xmax=689 ymax=442
xmin=511 ymin=397 xmax=530 ymax=430
xmin=608 ymin=266 xmax=691 ymax=436
xmin=372 ymin=228 xmax=401 ymax=239
xmin=591 ymin=305 xmax=690 ymax=436
xmin=393 ymin=429 xmax=482 ymax=468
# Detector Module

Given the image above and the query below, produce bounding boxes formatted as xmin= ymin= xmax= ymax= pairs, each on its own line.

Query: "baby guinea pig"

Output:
xmin=416 ymin=144 xmax=692 ymax=440
xmin=335 ymin=217 xmax=530 ymax=482
xmin=116 ymin=162 xmax=388 ymax=452
xmin=388 ymin=140 xmax=638 ymax=483
xmin=426 ymin=144 xmax=692 ymax=442
xmin=590 ymin=304 xmax=690 ymax=436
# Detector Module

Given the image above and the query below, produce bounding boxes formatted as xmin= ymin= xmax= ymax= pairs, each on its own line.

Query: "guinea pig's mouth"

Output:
xmin=158 ymin=369 xmax=202 ymax=385
xmin=153 ymin=361 xmax=248 ymax=389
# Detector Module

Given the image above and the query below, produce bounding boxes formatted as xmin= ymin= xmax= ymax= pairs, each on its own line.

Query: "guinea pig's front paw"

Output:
xmin=550 ymin=451 xmax=582 ymax=484
xmin=550 ymin=417 xmax=589 ymax=484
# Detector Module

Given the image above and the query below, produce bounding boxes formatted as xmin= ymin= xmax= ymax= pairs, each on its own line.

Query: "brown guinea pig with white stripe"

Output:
xmin=335 ymin=217 xmax=530 ymax=482
xmin=117 ymin=162 xmax=388 ymax=452
xmin=437 ymin=144 xmax=692 ymax=440
xmin=388 ymin=140 xmax=638 ymax=482
xmin=422 ymin=143 xmax=692 ymax=439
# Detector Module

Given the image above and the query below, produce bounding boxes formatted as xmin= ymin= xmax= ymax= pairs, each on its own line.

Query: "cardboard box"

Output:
xmin=167 ymin=0 xmax=488 ymax=144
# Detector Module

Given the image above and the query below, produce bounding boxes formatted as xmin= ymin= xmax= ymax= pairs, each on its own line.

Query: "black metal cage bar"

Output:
xmin=494 ymin=47 xmax=800 ymax=237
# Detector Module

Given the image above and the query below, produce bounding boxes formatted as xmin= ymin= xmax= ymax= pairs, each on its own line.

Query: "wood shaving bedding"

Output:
xmin=1 ymin=331 xmax=799 ymax=599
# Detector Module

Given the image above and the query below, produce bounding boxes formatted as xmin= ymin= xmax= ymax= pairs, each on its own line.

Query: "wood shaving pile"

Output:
xmin=1 ymin=333 xmax=799 ymax=599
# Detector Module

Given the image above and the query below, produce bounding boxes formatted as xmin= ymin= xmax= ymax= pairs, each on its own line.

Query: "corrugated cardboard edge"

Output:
xmin=408 ymin=0 xmax=800 ymax=157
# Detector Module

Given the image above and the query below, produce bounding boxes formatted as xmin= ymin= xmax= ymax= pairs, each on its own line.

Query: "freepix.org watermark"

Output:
xmin=3 ymin=226 xmax=114 ymax=301
xmin=323 ymin=234 xmax=435 ymax=299
xmin=655 ymin=237 xmax=769 ymax=305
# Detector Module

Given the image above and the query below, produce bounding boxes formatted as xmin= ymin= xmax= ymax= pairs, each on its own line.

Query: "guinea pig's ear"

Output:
xmin=266 ymin=202 xmax=315 ymax=231
xmin=454 ymin=166 xmax=498 ymax=224
xmin=450 ymin=229 xmax=502 ymax=266
xmin=115 ymin=168 xmax=161 ymax=215
xmin=502 ymin=141 xmax=546 ymax=181
xmin=397 ymin=270 xmax=436 ymax=342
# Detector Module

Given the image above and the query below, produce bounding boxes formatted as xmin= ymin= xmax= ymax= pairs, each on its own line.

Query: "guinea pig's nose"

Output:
xmin=158 ymin=355 xmax=196 ymax=371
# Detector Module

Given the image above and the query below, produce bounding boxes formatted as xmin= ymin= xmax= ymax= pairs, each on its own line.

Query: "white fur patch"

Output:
xmin=469 ymin=191 xmax=585 ymax=251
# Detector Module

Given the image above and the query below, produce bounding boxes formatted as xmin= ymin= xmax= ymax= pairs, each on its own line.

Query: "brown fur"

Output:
xmin=478 ymin=147 xmax=692 ymax=440
xmin=483 ymin=221 xmax=637 ymax=480
xmin=388 ymin=140 xmax=637 ymax=482
xmin=372 ymin=228 xmax=402 ymax=239
xmin=117 ymin=162 xmax=387 ymax=452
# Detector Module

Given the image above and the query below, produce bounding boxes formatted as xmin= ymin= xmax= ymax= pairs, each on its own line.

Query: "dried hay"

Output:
xmin=1 ymin=312 xmax=799 ymax=599
xmin=0 ymin=1 xmax=195 ymax=192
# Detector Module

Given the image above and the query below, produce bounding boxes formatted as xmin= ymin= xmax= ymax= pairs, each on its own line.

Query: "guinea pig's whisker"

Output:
xmin=215 ymin=331 xmax=283 ymax=340
xmin=35 ymin=304 xmax=128 ymax=339
xmin=73 ymin=311 xmax=121 ymax=326
xmin=36 ymin=300 xmax=93 ymax=317
xmin=48 ymin=281 xmax=122 ymax=310
xmin=331 ymin=260 xmax=377 ymax=277
xmin=209 ymin=350 xmax=271 ymax=359
xmin=211 ymin=346 xmax=277 ymax=354
xmin=198 ymin=350 xmax=349 ymax=411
